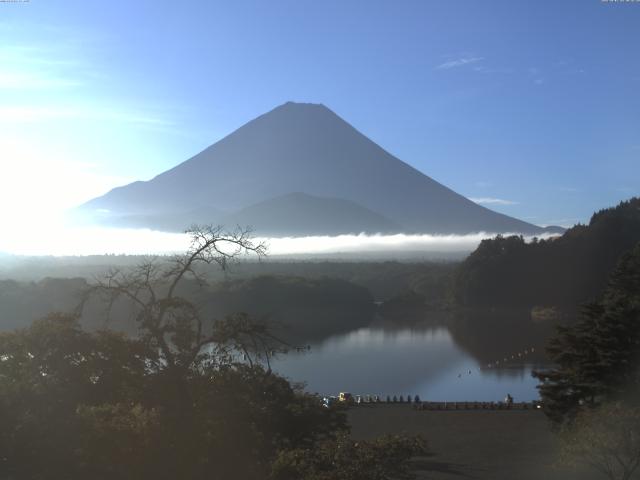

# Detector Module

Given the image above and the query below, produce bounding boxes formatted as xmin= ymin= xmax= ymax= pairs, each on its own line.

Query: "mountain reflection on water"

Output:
xmin=272 ymin=312 xmax=556 ymax=402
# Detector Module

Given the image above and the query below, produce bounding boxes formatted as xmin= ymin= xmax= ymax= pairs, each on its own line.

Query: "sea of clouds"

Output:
xmin=0 ymin=226 xmax=559 ymax=258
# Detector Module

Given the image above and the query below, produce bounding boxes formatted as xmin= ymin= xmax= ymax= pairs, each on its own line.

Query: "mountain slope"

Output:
xmin=221 ymin=192 xmax=401 ymax=236
xmin=80 ymin=102 xmax=547 ymax=235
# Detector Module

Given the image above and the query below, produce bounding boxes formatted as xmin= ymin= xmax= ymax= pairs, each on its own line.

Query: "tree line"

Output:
xmin=0 ymin=226 xmax=426 ymax=480
xmin=0 ymin=274 xmax=375 ymax=343
xmin=452 ymin=198 xmax=640 ymax=309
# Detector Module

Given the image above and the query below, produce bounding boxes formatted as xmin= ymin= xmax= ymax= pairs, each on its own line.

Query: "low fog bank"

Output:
xmin=0 ymin=226 xmax=559 ymax=258
xmin=263 ymin=232 xmax=559 ymax=257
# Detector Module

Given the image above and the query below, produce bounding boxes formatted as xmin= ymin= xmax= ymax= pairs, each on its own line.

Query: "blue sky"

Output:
xmin=1 ymin=0 xmax=639 ymax=229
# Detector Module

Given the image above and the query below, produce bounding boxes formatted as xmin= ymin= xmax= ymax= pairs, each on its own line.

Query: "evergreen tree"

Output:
xmin=534 ymin=242 xmax=640 ymax=425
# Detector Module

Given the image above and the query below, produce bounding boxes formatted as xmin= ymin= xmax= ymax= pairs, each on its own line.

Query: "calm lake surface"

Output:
xmin=272 ymin=324 xmax=545 ymax=402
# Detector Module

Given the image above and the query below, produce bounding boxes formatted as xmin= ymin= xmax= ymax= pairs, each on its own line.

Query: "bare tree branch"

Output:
xmin=77 ymin=225 xmax=274 ymax=375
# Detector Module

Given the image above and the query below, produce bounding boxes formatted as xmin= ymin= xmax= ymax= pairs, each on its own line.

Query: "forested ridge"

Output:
xmin=452 ymin=198 xmax=640 ymax=309
xmin=0 ymin=275 xmax=375 ymax=343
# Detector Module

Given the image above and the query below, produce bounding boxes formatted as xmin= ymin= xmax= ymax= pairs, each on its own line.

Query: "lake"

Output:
xmin=272 ymin=323 xmax=548 ymax=402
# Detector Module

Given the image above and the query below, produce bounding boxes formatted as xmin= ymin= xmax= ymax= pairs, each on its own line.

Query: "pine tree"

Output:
xmin=534 ymin=243 xmax=640 ymax=425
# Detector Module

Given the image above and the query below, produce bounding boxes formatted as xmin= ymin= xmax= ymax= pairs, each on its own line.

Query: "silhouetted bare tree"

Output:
xmin=78 ymin=225 xmax=286 ymax=375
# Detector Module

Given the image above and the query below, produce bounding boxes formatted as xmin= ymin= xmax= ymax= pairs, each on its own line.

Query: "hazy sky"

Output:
xmin=1 ymin=0 xmax=639 ymax=230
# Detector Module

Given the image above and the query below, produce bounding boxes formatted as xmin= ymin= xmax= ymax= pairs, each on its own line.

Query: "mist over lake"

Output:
xmin=0 ymin=225 xmax=558 ymax=258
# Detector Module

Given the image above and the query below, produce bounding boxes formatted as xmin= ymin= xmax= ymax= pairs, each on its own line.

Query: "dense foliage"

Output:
xmin=199 ymin=275 xmax=375 ymax=341
xmin=270 ymin=434 xmax=427 ymax=480
xmin=0 ymin=226 xmax=426 ymax=479
xmin=533 ymin=242 xmax=640 ymax=425
xmin=558 ymin=402 xmax=640 ymax=480
xmin=0 ymin=275 xmax=375 ymax=342
xmin=452 ymin=198 xmax=640 ymax=308
xmin=0 ymin=314 xmax=347 ymax=479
